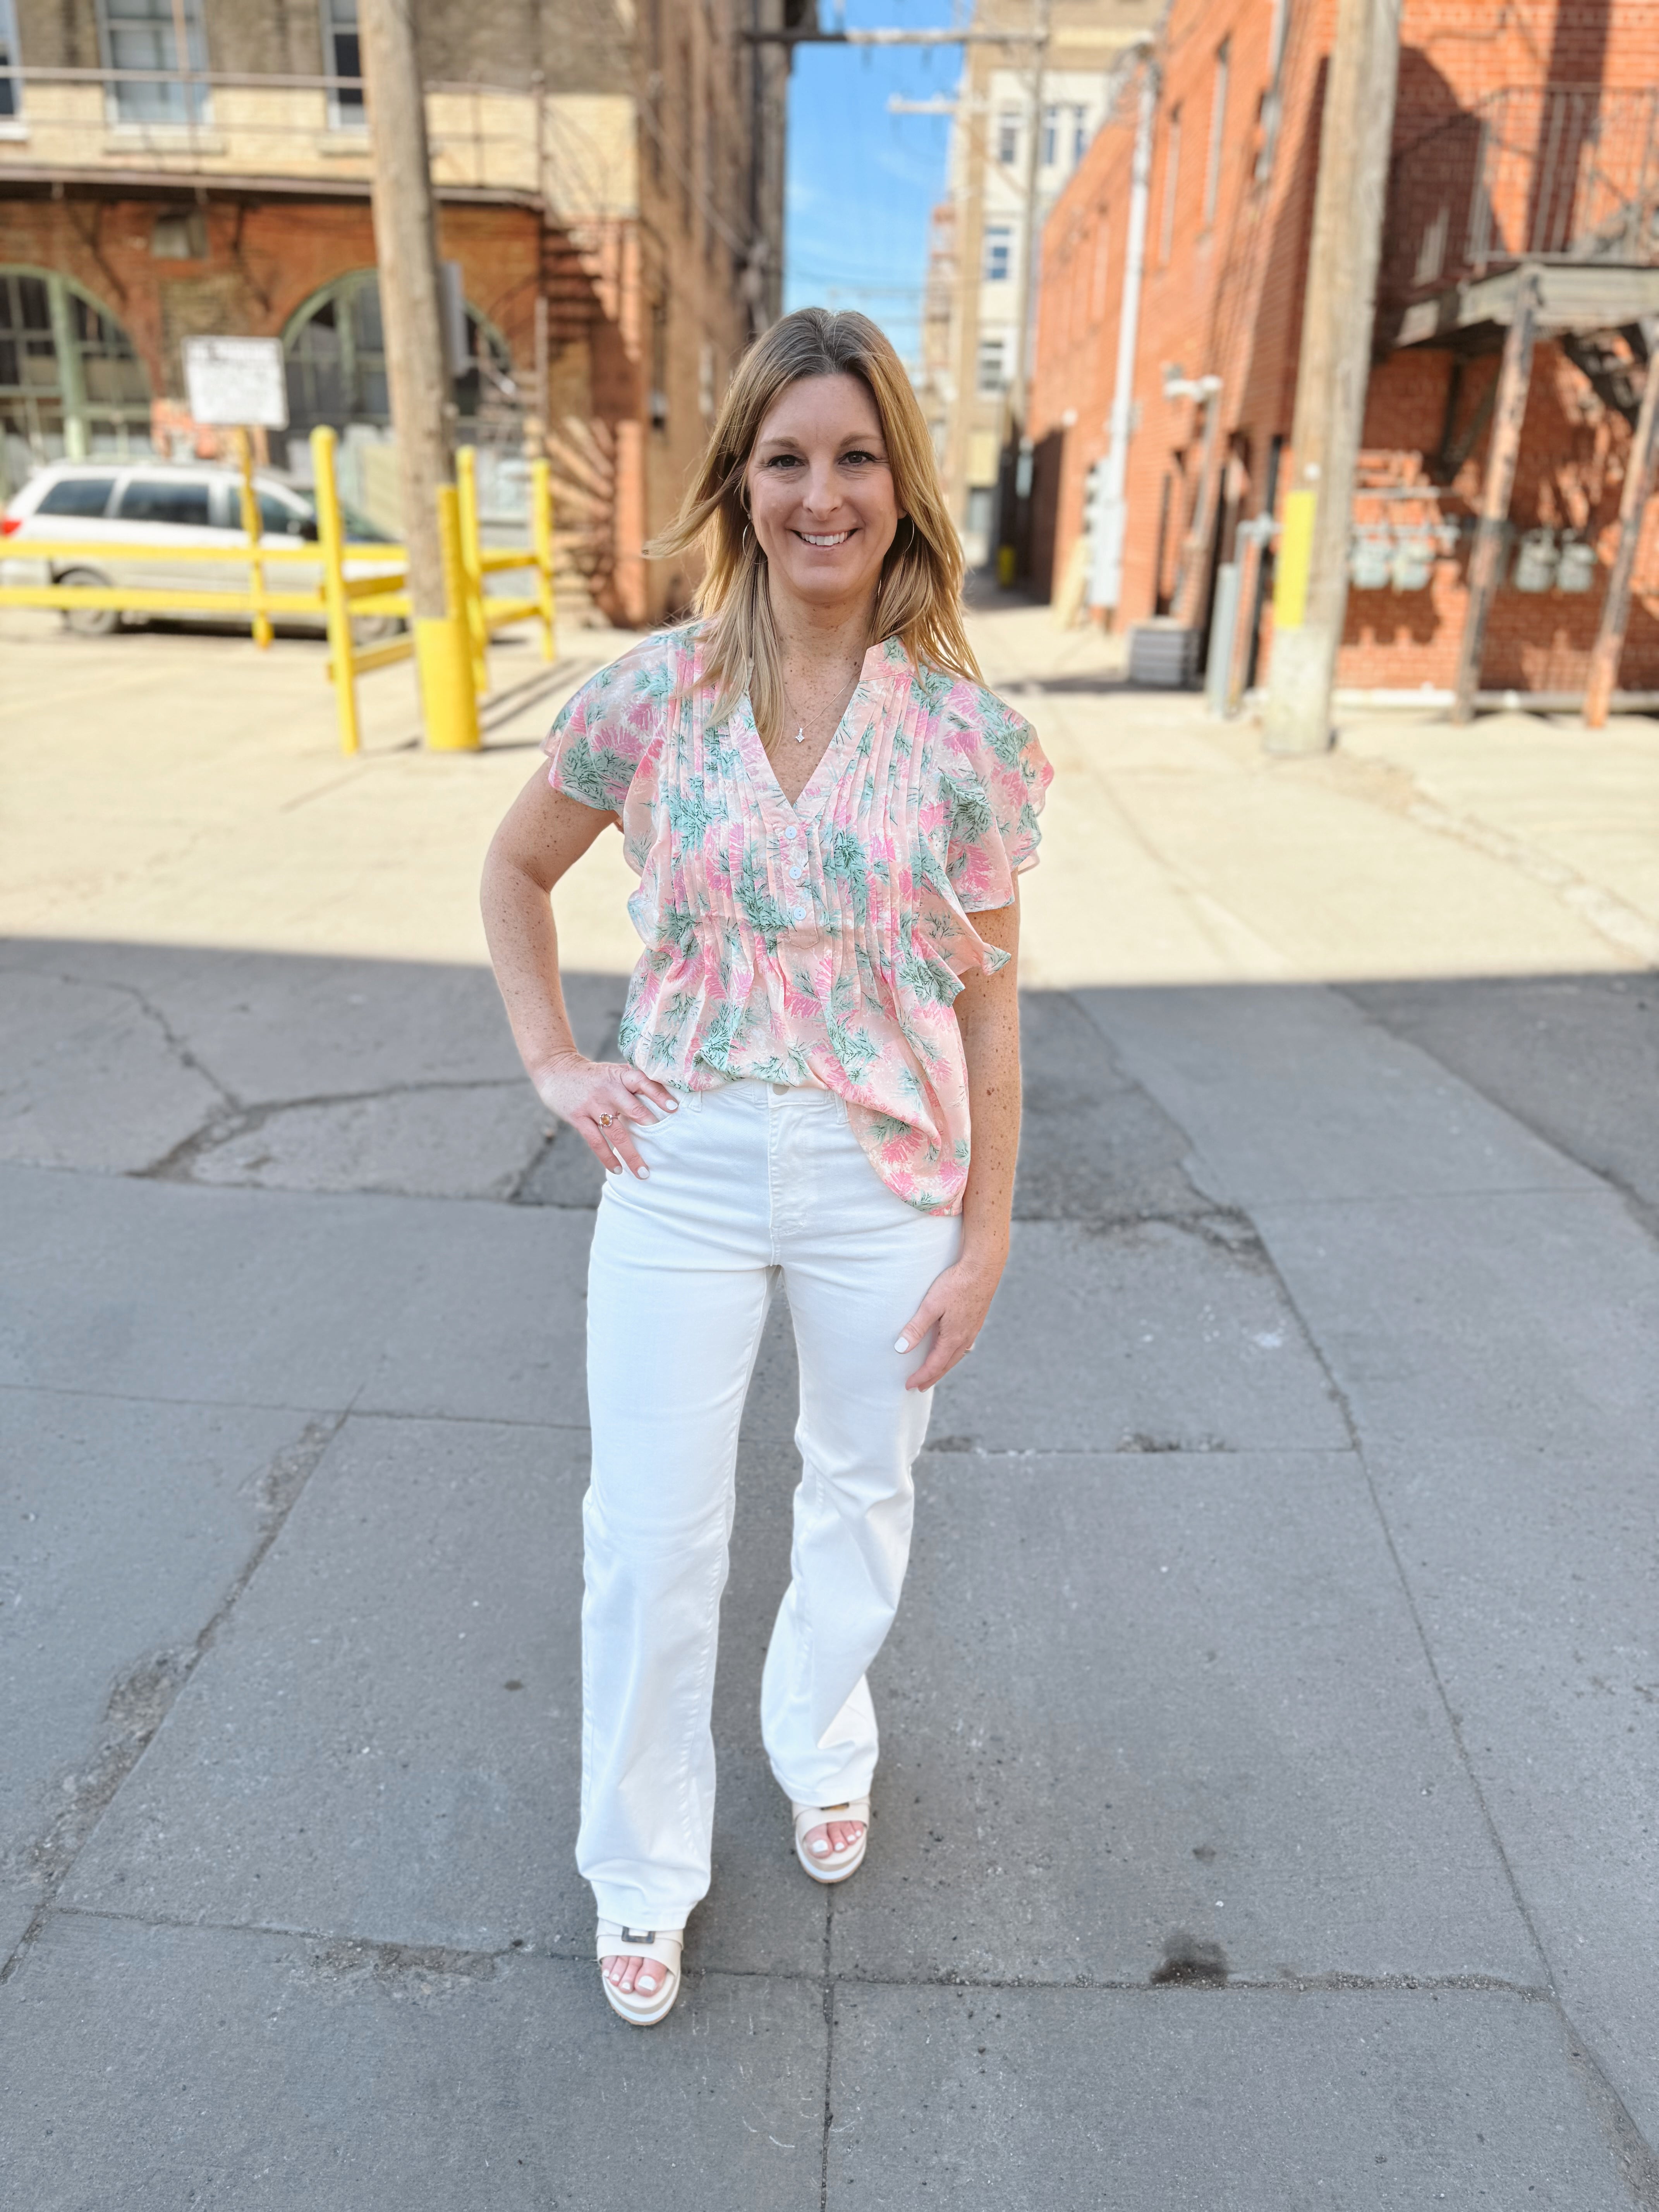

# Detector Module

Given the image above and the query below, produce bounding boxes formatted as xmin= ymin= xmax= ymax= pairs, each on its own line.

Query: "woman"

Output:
xmin=481 ymin=307 xmax=1049 ymax=2027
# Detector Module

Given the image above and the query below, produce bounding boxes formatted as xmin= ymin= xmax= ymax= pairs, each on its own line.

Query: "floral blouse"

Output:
xmin=543 ymin=627 xmax=1051 ymax=1214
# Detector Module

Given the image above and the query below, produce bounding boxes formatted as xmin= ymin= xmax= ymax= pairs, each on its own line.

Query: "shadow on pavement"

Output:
xmin=2 ymin=937 xmax=1656 ymax=2207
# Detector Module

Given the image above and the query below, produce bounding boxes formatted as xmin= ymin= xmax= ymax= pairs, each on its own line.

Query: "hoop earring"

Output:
xmin=741 ymin=524 xmax=752 ymax=553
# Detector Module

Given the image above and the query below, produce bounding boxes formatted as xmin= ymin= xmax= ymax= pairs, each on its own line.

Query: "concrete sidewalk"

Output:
xmin=2 ymin=606 xmax=1657 ymax=2206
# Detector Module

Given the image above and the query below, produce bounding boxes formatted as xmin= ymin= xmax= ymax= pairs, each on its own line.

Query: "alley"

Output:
xmin=2 ymin=604 xmax=1657 ymax=2205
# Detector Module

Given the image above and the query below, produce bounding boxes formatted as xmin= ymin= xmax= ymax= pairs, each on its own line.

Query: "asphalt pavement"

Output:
xmin=2 ymin=604 xmax=1657 ymax=2207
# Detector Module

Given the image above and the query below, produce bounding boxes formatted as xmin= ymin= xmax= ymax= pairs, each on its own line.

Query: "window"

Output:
xmin=1042 ymin=104 xmax=1057 ymax=168
xmin=150 ymin=207 xmax=207 ymax=259
xmin=257 ymin=488 xmax=312 ymax=537
xmin=117 ymin=477 xmax=211 ymax=527
xmin=0 ymin=272 xmax=53 ymax=405
xmin=1256 ymin=0 xmax=1291 ymax=182
xmin=322 ymin=0 xmax=362 ymax=129
xmin=38 ymin=476 xmax=116 ymax=517
xmin=984 ymin=225 xmax=1013 ymax=283
xmin=1073 ymin=107 xmax=1089 ymax=166
xmin=1204 ymin=40 xmax=1230 ymax=227
xmin=976 ymin=337 xmax=1007 ymax=395
xmin=0 ymin=0 xmax=21 ymax=120
xmin=0 ymin=268 xmax=151 ymax=473
xmin=282 ymin=271 xmax=511 ymax=436
xmin=1159 ymin=106 xmax=1182 ymax=264
xmin=997 ymin=112 xmax=1019 ymax=165
xmin=98 ymin=0 xmax=209 ymax=127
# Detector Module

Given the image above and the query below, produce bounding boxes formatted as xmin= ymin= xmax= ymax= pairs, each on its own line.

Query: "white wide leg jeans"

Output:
xmin=578 ymin=1077 xmax=962 ymax=1930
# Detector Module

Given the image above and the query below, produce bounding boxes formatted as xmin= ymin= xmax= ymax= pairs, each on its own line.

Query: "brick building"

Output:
xmin=1027 ymin=0 xmax=1659 ymax=699
xmin=0 ymin=0 xmax=794 ymax=624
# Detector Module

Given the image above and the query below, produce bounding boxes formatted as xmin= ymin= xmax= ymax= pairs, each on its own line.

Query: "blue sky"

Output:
xmin=784 ymin=0 xmax=964 ymax=365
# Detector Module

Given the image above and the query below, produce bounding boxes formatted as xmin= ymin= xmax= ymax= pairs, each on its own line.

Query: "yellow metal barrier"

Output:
xmin=230 ymin=428 xmax=273 ymax=651
xmin=456 ymin=444 xmax=489 ymax=698
xmin=0 ymin=428 xmax=557 ymax=757
xmin=311 ymin=424 xmax=414 ymax=757
xmin=418 ymin=484 xmax=481 ymax=754
xmin=455 ymin=443 xmax=557 ymax=670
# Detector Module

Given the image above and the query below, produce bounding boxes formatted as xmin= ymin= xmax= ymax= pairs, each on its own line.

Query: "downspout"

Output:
xmin=1089 ymin=48 xmax=1157 ymax=611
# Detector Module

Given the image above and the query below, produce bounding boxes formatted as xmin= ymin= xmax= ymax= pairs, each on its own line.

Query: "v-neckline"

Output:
xmin=733 ymin=641 xmax=891 ymax=825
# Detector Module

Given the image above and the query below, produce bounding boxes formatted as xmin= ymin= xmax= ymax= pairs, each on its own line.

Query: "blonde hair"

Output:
xmin=648 ymin=307 xmax=980 ymax=749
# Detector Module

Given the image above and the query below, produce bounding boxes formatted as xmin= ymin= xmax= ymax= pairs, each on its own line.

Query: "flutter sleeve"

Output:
xmin=943 ymin=689 xmax=1054 ymax=912
xmin=542 ymin=636 xmax=671 ymax=813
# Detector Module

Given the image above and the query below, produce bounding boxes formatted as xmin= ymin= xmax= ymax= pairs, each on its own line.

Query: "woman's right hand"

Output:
xmin=534 ymin=1052 xmax=679 ymax=1179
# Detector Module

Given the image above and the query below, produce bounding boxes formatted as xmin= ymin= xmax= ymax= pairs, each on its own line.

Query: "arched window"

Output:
xmin=282 ymin=271 xmax=513 ymax=437
xmin=0 ymin=268 xmax=150 ymax=492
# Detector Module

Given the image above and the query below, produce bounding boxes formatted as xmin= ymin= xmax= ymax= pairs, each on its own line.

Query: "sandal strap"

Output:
xmin=596 ymin=1920 xmax=684 ymax=1973
xmin=791 ymin=1797 xmax=870 ymax=1842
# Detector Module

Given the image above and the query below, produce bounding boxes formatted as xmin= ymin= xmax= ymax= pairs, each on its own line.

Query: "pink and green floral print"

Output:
xmin=543 ymin=627 xmax=1051 ymax=1213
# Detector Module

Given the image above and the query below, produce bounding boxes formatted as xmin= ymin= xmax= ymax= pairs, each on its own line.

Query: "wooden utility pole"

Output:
xmin=359 ymin=0 xmax=477 ymax=749
xmin=1584 ymin=339 xmax=1659 ymax=728
xmin=1261 ymin=0 xmax=1401 ymax=755
xmin=1450 ymin=268 xmax=1539 ymax=723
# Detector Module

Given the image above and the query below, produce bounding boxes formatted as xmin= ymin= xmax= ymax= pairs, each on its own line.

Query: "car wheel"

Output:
xmin=56 ymin=569 xmax=122 ymax=639
xmin=352 ymin=613 xmax=406 ymax=644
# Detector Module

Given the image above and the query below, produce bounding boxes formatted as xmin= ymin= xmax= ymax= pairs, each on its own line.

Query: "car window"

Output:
xmin=36 ymin=477 xmax=117 ymax=519
xmin=339 ymin=498 xmax=387 ymax=544
xmin=257 ymin=490 xmax=311 ymax=537
xmin=116 ymin=479 xmax=213 ymax=527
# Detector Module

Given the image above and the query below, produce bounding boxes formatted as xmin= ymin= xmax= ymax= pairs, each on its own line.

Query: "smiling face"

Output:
xmin=745 ymin=372 xmax=903 ymax=618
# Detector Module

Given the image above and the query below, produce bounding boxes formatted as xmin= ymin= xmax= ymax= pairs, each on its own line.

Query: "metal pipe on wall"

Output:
xmin=1089 ymin=50 xmax=1156 ymax=614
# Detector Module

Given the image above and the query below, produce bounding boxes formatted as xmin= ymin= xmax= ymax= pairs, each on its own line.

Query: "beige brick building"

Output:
xmin=917 ymin=0 xmax=1161 ymax=569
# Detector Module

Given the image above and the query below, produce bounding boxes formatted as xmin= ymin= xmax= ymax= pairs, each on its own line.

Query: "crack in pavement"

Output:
xmin=40 ymin=1908 xmax=1560 ymax=2001
xmin=19 ymin=967 xmax=243 ymax=1126
xmin=138 ymin=1074 xmax=536 ymax=1185
xmin=0 ymin=1413 xmax=347 ymax=1987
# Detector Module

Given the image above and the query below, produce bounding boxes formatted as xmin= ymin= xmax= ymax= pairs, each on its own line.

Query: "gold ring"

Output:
xmin=597 ymin=1111 xmax=616 ymax=1127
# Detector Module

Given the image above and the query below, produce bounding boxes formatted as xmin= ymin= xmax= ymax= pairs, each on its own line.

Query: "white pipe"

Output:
xmin=1089 ymin=52 xmax=1157 ymax=610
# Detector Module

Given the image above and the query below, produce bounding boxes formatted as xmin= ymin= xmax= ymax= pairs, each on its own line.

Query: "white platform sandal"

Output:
xmin=791 ymin=1797 xmax=871 ymax=1884
xmin=596 ymin=1922 xmax=684 ymax=2028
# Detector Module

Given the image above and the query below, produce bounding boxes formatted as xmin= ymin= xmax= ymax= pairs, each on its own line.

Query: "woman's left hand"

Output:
xmin=894 ymin=1247 xmax=1006 ymax=1392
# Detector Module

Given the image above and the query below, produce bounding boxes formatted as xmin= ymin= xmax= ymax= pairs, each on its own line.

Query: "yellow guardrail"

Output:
xmin=0 ymin=426 xmax=556 ymax=759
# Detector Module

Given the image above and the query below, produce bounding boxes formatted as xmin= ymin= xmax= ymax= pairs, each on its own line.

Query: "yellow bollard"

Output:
xmin=233 ymin=428 xmax=273 ymax=649
xmin=311 ymin=425 xmax=361 ymax=757
xmin=417 ymin=482 xmax=480 ymax=751
xmin=455 ymin=444 xmax=488 ymax=696
xmin=531 ymin=455 xmax=556 ymax=663
xmin=1272 ymin=488 xmax=1317 ymax=634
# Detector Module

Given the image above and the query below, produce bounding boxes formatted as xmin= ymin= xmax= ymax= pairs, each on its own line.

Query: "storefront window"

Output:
xmin=282 ymin=271 xmax=513 ymax=437
xmin=0 ymin=268 xmax=151 ymax=494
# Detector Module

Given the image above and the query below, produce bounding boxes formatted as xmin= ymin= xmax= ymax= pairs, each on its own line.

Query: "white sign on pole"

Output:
xmin=184 ymin=336 xmax=290 ymax=429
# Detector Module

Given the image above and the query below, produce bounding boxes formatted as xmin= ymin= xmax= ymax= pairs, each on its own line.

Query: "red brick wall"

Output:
xmin=0 ymin=194 xmax=548 ymax=428
xmin=1029 ymin=0 xmax=1659 ymax=694
xmin=0 ymin=194 xmax=665 ymax=623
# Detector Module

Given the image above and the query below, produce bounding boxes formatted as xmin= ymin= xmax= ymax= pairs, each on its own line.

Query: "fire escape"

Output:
xmin=1379 ymin=86 xmax=1659 ymax=716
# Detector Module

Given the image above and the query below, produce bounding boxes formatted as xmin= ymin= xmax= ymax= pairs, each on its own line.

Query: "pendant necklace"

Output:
xmin=793 ymin=726 xmax=807 ymax=744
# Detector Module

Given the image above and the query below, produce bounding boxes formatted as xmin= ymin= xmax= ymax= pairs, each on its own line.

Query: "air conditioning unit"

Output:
xmin=1127 ymin=620 xmax=1200 ymax=688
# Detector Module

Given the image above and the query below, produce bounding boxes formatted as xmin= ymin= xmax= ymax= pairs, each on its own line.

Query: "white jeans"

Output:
xmin=578 ymin=1078 xmax=962 ymax=1930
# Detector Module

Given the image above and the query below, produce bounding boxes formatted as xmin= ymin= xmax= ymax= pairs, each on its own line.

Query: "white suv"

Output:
xmin=0 ymin=459 xmax=395 ymax=637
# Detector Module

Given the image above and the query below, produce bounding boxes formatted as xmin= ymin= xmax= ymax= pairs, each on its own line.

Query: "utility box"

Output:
xmin=1127 ymin=620 xmax=1200 ymax=687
